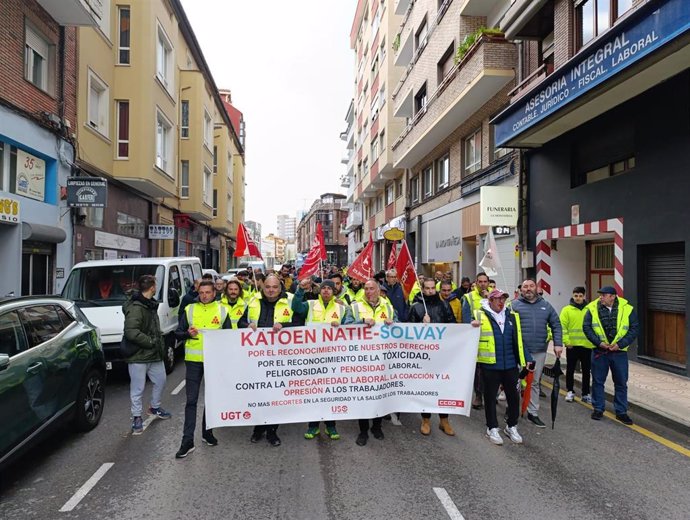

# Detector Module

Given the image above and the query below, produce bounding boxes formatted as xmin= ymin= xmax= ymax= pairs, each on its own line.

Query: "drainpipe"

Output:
xmin=518 ymin=150 xmax=530 ymax=280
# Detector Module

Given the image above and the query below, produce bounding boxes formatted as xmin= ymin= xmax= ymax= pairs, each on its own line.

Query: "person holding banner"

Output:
xmin=462 ymin=273 xmax=491 ymax=410
xmin=472 ymin=289 xmax=535 ymax=445
xmin=350 ymin=279 xmax=397 ymax=446
xmin=408 ymin=278 xmax=457 ymax=436
xmin=292 ymin=278 xmax=354 ymax=441
xmin=175 ymin=281 xmax=234 ymax=459
xmin=245 ymin=274 xmax=298 ymax=447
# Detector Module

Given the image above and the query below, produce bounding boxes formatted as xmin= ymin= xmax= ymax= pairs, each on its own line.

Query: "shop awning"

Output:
xmin=22 ymin=222 xmax=67 ymax=243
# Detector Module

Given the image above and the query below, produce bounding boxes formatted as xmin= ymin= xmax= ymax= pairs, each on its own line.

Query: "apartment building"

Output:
xmin=0 ymin=0 xmax=98 ymax=296
xmin=296 ymin=194 xmax=349 ymax=267
xmin=349 ymin=0 xmax=407 ymax=270
xmin=276 ymin=214 xmax=296 ymax=242
xmin=340 ymin=100 xmax=360 ymax=263
xmin=74 ymin=0 xmax=244 ymax=271
xmin=389 ymin=0 xmax=519 ymax=289
xmin=492 ymin=0 xmax=689 ymax=375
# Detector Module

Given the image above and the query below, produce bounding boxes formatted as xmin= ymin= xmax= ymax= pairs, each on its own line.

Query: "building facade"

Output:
xmin=244 ymin=220 xmax=261 ymax=245
xmin=276 ymin=214 xmax=296 ymax=242
xmin=492 ymin=0 xmax=689 ymax=376
xmin=296 ymin=193 xmax=349 ymax=267
xmin=0 ymin=0 xmax=97 ymax=296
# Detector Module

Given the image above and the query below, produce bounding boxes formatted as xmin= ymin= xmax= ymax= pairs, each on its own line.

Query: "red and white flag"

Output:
xmin=394 ymin=241 xmax=418 ymax=299
xmin=386 ymin=242 xmax=398 ymax=271
xmin=298 ymin=222 xmax=327 ymax=280
xmin=234 ymin=222 xmax=263 ymax=259
xmin=348 ymin=233 xmax=374 ymax=283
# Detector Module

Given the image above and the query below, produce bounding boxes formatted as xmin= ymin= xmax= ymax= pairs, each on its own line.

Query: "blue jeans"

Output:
xmin=128 ymin=361 xmax=166 ymax=417
xmin=183 ymin=361 xmax=211 ymax=443
xmin=591 ymin=350 xmax=629 ymax=415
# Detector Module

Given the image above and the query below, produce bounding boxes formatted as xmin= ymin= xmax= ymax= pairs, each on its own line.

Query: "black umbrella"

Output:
xmin=548 ymin=358 xmax=564 ymax=429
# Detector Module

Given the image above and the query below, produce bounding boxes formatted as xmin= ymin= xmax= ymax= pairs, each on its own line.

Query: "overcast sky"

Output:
xmin=180 ymin=0 xmax=356 ymax=235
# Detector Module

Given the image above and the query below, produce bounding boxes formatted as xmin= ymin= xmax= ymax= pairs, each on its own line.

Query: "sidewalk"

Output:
xmin=544 ymin=348 xmax=690 ymax=429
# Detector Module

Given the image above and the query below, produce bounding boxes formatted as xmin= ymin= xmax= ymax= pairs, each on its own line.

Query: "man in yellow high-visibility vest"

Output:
xmin=174 ymin=280 xmax=234 ymax=459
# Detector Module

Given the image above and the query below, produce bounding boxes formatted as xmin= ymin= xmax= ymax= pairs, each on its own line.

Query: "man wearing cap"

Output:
xmin=583 ymin=286 xmax=639 ymax=425
xmin=510 ymin=279 xmax=563 ymax=428
xmin=472 ymin=290 xmax=534 ymax=445
xmin=408 ymin=278 xmax=457 ymax=436
xmin=292 ymin=278 xmax=353 ymax=441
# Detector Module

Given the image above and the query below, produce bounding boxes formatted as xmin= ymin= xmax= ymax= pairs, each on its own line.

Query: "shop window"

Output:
xmin=117 ymin=212 xmax=146 ymax=238
xmin=576 ymin=0 xmax=633 ymax=50
xmin=464 ymin=129 xmax=482 ymax=176
xmin=84 ymin=207 xmax=104 ymax=228
xmin=84 ymin=248 xmax=104 ymax=261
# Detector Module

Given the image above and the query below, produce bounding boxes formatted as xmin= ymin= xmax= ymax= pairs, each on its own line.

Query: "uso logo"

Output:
xmin=437 ymin=399 xmax=464 ymax=407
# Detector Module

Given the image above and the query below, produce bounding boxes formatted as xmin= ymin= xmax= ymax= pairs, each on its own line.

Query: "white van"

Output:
xmin=61 ymin=257 xmax=202 ymax=373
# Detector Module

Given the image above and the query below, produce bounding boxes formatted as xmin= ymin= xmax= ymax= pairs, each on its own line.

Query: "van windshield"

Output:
xmin=62 ymin=265 xmax=165 ymax=307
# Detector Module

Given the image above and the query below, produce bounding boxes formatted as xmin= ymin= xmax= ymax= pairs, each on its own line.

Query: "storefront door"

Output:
xmin=21 ymin=242 xmax=53 ymax=295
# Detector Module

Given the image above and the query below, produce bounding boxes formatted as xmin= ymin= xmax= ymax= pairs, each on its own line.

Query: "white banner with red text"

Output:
xmin=203 ymin=323 xmax=480 ymax=428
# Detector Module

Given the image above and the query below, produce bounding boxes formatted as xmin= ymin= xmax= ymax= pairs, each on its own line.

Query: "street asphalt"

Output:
xmin=1 ymin=362 xmax=689 ymax=520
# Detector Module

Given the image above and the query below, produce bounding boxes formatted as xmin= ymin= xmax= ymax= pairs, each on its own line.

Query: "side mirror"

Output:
xmin=168 ymin=288 xmax=180 ymax=308
xmin=0 ymin=354 xmax=10 ymax=371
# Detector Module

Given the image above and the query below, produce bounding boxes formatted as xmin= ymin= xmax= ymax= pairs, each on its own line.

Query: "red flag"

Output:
xmin=234 ymin=222 xmax=263 ymax=259
xmin=315 ymin=222 xmax=327 ymax=261
xmin=298 ymin=247 xmax=321 ymax=280
xmin=394 ymin=241 xmax=417 ymax=299
xmin=386 ymin=242 xmax=398 ymax=270
xmin=348 ymin=233 xmax=374 ymax=283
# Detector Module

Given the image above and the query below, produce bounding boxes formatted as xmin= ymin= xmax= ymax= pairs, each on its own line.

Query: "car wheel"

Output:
xmin=164 ymin=341 xmax=176 ymax=374
xmin=74 ymin=369 xmax=105 ymax=432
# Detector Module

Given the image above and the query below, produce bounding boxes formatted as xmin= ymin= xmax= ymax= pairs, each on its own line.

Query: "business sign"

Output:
xmin=493 ymin=0 xmax=690 ymax=146
xmin=424 ymin=210 xmax=461 ymax=263
xmin=148 ymin=224 xmax=175 ymax=240
xmin=492 ymin=226 xmax=512 ymax=236
xmin=0 ymin=197 xmax=20 ymax=224
xmin=480 ymin=186 xmax=518 ymax=226
xmin=203 ymin=323 xmax=480 ymax=427
xmin=15 ymin=149 xmax=46 ymax=201
xmin=66 ymin=177 xmax=108 ymax=207
xmin=94 ymin=230 xmax=140 ymax=252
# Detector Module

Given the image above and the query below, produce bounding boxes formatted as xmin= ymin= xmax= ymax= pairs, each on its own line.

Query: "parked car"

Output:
xmin=0 ymin=296 xmax=106 ymax=472
xmin=202 ymin=268 xmax=221 ymax=281
xmin=61 ymin=257 xmax=203 ymax=374
xmin=222 ymin=268 xmax=243 ymax=280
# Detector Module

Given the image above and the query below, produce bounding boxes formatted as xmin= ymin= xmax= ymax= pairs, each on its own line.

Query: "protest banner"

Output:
xmin=203 ymin=323 xmax=479 ymax=428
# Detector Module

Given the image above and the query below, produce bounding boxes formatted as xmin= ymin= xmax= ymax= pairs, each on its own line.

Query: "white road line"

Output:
xmin=433 ymin=487 xmax=465 ymax=520
xmin=171 ymin=379 xmax=186 ymax=395
xmin=141 ymin=414 xmax=157 ymax=431
xmin=59 ymin=463 xmax=114 ymax=512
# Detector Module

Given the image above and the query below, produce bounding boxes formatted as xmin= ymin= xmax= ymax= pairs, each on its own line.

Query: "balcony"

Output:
xmin=393 ymin=35 xmax=515 ymax=169
xmin=395 ymin=0 xmax=412 ymax=16
xmin=394 ymin=86 xmax=414 ymax=118
xmin=345 ymin=205 xmax=363 ymax=231
xmin=394 ymin=25 xmax=414 ymax=68
xmin=340 ymin=173 xmax=352 ymax=188
xmin=458 ymin=0 xmax=504 ymax=17
xmin=36 ymin=0 xmax=99 ymax=25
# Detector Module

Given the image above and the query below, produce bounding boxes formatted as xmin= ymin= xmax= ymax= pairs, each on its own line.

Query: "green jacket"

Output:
xmin=123 ymin=292 xmax=165 ymax=363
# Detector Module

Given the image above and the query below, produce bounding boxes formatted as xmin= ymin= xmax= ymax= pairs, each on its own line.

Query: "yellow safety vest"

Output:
xmin=221 ymin=297 xmax=248 ymax=329
xmin=307 ymin=297 xmax=346 ymax=323
xmin=247 ymin=293 xmax=294 ymax=324
xmin=436 ymin=281 xmax=457 ymax=291
xmin=477 ymin=310 xmax=527 ymax=366
xmin=560 ymin=304 xmax=594 ymax=348
xmin=351 ymin=297 xmax=394 ymax=323
xmin=463 ymin=288 xmax=484 ymax=313
xmin=585 ymin=297 xmax=634 ymax=350
xmin=185 ymin=301 xmax=228 ymax=362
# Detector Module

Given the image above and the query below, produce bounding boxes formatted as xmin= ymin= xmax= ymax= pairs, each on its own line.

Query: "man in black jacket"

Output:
xmin=408 ymin=278 xmax=457 ymax=436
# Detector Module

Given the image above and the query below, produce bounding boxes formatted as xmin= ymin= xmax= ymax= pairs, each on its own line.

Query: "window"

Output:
xmin=155 ymin=110 xmax=173 ymax=173
xmin=0 ymin=311 xmax=29 ymax=357
xmin=213 ymin=146 xmax=218 ymax=173
xmin=436 ymin=154 xmax=449 ymax=189
xmin=203 ymin=167 xmax=212 ymax=205
xmin=414 ymin=83 xmax=427 ymax=115
xmin=96 ymin=0 xmax=112 ymax=38
xmin=226 ymin=194 xmax=232 ymax=222
xmin=585 ymin=156 xmax=635 ymax=184
xmin=180 ymin=100 xmax=189 ymax=138
xmin=25 ymin=23 xmax=53 ymax=93
xmin=169 ymin=266 xmax=182 ymax=295
xmin=438 ymin=43 xmax=455 ymax=83
xmin=415 ymin=18 xmax=428 ymax=52
xmin=116 ymin=101 xmax=129 ymax=158
xmin=180 ymin=160 xmax=189 ymax=198
xmin=464 ymin=129 xmax=482 ymax=175
xmin=380 ymin=37 xmax=386 ymax=62
xmin=85 ymin=207 xmax=104 ymax=228
xmin=385 ymin=183 xmax=394 ymax=206
xmin=156 ymin=23 xmax=174 ymax=90
xmin=371 ymin=139 xmax=379 ymax=163
xmin=88 ymin=70 xmax=109 ymax=136
xmin=212 ymin=189 xmax=218 ymax=217
xmin=375 ymin=194 xmax=383 ymax=213
xmin=117 ymin=212 xmax=146 ymax=238
xmin=422 ymin=166 xmax=433 ymax=199
xmin=117 ymin=6 xmax=131 ymax=64
xmin=20 ymin=306 xmax=64 ymax=346
xmin=410 ymin=176 xmax=419 ymax=204
xmin=55 ymin=306 xmax=75 ymax=328
xmin=227 ymin=153 xmax=233 ymax=179
xmin=577 ymin=0 xmax=633 ymax=49
xmin=203 ymin=110 xmax=212 ymax=148
xmin=379 ymin=130 xmax=386 ymax=152
xmin=371 ymin=94 xmax=380 ymax=122
xmin=396 ymin=178 xmax=403 ymax=199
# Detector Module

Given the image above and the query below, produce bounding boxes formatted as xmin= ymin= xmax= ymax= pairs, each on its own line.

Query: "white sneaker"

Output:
xmin=581 ymin=394 xmax=592 ymax=404
xmin=565 ymin=391 xmax=575 ymax=402
xmin=390 ymin=413 xmax=402 ymax=426
xmin=497 ymin=390 xmax=506 ymax=401
xmin=486 ymin=427 xmax=504 ymax=445
xmin=504 ymin=425 xmax=523 ymax=444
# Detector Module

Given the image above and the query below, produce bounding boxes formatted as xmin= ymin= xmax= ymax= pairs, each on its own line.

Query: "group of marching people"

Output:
xmin=121 ymin=261 xmax=639 ymax=458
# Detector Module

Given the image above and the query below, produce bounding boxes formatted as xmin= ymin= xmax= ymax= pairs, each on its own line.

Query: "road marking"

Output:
xmin=433 ymin=487 xmax=465 ymax=520
xmin=541 ymin=380 xmax=690 ymax=458
xmin=141 ymin=414 xmax=158 ymax=432
xmin=171 ymin=379 xmax=186 ymax=395
xmin=59 ymin=463 xmax=114 ymax=512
